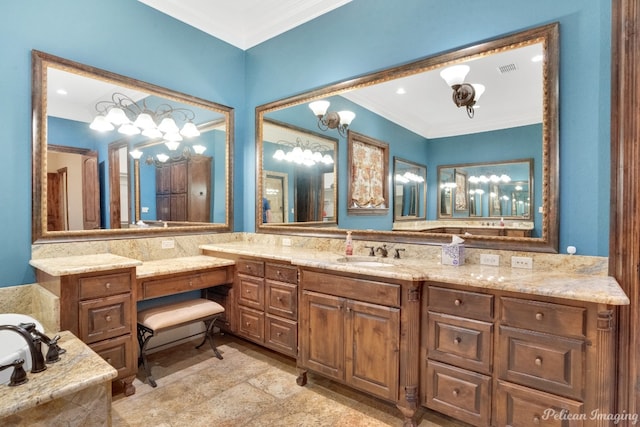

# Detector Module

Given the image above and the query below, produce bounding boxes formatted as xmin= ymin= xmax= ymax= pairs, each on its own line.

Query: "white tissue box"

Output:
xmin=441 ymin=244 xmax=465 ymax=266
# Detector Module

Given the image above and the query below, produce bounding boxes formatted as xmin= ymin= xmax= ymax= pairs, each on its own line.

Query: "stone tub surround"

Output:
xmin=0 ymin=284 xmax=59 ymax=333
xmin=0 ymin=331 xmax=117 ymax=424
xmin=200 ymin=241 xmax=629 ymax=306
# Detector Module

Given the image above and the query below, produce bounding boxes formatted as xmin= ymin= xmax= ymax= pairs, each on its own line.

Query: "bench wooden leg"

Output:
xmin=195 ymin=316 xmax=223 ymax=360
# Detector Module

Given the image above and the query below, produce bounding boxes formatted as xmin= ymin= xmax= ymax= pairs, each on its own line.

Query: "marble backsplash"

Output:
xmin=0 ymin=284 xmax=59 ymax=332
xmin=31 ymin=232 xmax=609 ymax=276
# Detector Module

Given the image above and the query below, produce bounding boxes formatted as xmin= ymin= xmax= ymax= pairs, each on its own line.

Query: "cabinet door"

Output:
xmin=170 ymin=193 xmax=187 ymax=221
xmin=300 ymin=291 xmax=344 ymax=380
xmin=170 ymin=160 xmax=188 ymax=193
xmin=187 ymin=156 xmax=211 ymax=222
xmin=345 ymin=299 xmax=400 ymax=400
xmin=156 ymin=164 xmax=171 ymax=194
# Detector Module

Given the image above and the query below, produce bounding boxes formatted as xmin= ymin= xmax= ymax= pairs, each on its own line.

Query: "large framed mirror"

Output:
xmin=32 ymin=50 xmax=234 ymax=242
xmin=256 ymin=23 xmax=558 ymax=252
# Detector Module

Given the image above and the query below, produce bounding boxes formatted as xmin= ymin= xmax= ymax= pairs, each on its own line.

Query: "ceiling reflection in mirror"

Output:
xmin=32 ymin=50 xmax=233 ymax=242
xmin=256 ymin=23 xmax=558 ymax=252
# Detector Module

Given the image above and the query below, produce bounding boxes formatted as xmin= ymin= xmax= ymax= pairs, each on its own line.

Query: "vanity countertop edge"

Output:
xmin=199 ymin=243 xmax=629 ymax=306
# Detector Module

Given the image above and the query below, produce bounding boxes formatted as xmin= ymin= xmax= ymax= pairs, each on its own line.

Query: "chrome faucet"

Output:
xmin=0 ymin=325 xmax=47 ymax=374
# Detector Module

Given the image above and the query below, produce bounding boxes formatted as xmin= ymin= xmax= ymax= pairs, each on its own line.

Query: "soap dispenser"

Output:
xmin=345 ymin=231 xmax=353 ymax=256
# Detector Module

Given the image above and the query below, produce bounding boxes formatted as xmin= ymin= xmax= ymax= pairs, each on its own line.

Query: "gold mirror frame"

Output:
xmin=32 ymin=50 xmax=234 ymax=242
xmin=256 ymin=23 xmax=558 ymax=252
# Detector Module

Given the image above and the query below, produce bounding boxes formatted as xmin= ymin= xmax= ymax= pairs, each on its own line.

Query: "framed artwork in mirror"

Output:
xmin=454 ymin=170 xmax=468 ymax=212
xmin=347 ymin=131 xmax=389 ymax=215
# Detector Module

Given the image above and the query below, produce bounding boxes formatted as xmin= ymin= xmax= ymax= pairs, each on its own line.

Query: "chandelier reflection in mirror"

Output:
xmin=440 ymin=65 xmax=485 ymax=118
xmin=89 ymin=92 xmax=201 ymax=141
xmin=395 ymin=171 xmax=425 ymax=184
xmin=309 ymin=100 xmax=355 ymax=137
xmin=273 ymin=137 xmax=334 ymax=167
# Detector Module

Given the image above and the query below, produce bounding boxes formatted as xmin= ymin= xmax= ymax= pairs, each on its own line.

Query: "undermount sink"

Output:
xmin=336 ymin=257 xmax=394 ymax=267
xmin=0 ymin=313 xmax=44 ymax=385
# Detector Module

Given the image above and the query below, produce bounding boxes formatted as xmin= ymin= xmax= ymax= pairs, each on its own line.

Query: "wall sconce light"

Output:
xmin=90 ymin=92 xmax=201 ymax=139
xmin=440 ymin=65 xmax=485 ymax=118
xmin=309 ymin=100 xmax=355 ymax=137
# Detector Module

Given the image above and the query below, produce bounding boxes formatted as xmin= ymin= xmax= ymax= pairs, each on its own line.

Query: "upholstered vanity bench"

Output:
xmin=137 ymin=298 xmax=225 ymax=387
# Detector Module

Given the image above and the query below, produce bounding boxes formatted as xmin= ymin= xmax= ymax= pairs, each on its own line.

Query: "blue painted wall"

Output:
xmin=0 ymin=0 xmax=612 ymax=287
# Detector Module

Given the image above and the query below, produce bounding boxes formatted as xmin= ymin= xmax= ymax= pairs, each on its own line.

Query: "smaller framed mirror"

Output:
xmin=261 ymin=119 xmax=337 ymax=225
xmin=393 ymin=157 xmax=426 ymax=221
xmin=437 ymin=158 xmax=534 ymax=221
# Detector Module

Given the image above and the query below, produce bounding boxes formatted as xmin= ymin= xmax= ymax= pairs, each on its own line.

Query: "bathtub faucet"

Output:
xmin=0 ymin=324 xmax=47 ymax=374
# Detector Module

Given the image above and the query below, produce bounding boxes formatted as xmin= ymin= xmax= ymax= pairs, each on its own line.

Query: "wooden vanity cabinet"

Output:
xmin=35 ymin=267 xmax=138 ymax=396
xmin=298 ymin=268 xmax=421 ymax=424
xmin=421 ymin=281 xmax=617 ymax=427
xmin=210 ymin=254 xmax=298 ymax=358
xmin=423 ymin=285 xmax=494 ymax=426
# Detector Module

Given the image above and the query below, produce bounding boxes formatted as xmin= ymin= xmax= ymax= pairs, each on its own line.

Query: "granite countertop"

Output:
xmin=200 ymin=242 xmax=629 ymax=306
xmin=136 ymin=255 xmax=235 ymax=279
xmin=0 ymin=331 xmax=117 ymax=418
xmin=29 ymin=254 xmax=142 ymax=276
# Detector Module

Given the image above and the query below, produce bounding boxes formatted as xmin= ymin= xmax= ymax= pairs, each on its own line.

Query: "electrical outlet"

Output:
xmin=511 ymin=256 xmax=533 ymax=269
xmin=480 ymin=253 xmax=500 ymax=266
xmin=282 ymin=238 xmax=292 ymax=247
xmin=161 ymin=239 xmax=175 ymax=249
xmin=141 ymin=207 xmax=149 ymax=213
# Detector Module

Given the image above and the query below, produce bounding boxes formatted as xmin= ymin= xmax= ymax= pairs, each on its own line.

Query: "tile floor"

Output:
xmin=111 ymin=334 xmax=469 ymax=427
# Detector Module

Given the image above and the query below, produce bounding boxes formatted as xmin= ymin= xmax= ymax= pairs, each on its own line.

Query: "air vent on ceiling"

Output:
xmin=497 ymin=63 xmax=518 ymax=74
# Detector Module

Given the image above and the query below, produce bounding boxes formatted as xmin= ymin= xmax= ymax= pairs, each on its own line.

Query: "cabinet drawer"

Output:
xmin=236 ymin=259 xmax=264 ymax=277
xmin=500 ymin=297 xmax=586 ymax=338
xmin=266 ymin=280 xmax=297 ymax=320
xmin=89 ymin=333 xmax=136 ymax=379
xmin=428 ymin=286 xmax=493 ymax=321
xmin=79 ymin=272 xmax=132 ymax=300
xmin=498 ymin=326 xmax=584 ymax=400
xmin=238 ymin=274 xmax=264 ymax=309
xmin=425 ymin=360 xmax=491 ymax=427
xmin=495 ymin=380 xmax=584 ymax=427
xmin=139 ymin=268 xmax=232 ymax=300
xmin=301 ymin=270 xmax=400 ymax=307
xmin=265 ymin=263 xmax=297 ymax=284
xmin=427 ymin=312 xmax=493 ymax=374
xmin=238 ymin=306 xmax=264 ymax=342
xmin=79 ymin=293 xmax=132 ymax=344
xmin=265 ymin=314 xmax=297 ymax=357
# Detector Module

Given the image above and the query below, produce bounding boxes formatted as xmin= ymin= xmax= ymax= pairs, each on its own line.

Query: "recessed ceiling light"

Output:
xmin=396 ymin=88 xmax=406 ymax=95
xmin=56 ymin=88 xmax=68 ymax=95
xmin=531 ymin=54 xmax=543 ymax=63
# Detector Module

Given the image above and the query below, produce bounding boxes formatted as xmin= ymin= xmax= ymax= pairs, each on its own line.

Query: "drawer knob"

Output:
xmin=246 ymin=322 xmax=251 ymax=326
xmin=535 ymin=357 xmax=543 ymax=366
xmin=276 ymin=332 xmax=282 ymax=337
xmin=105 ymin=315 xmax=112 ymax=322
xmin=454 ymin=299 xmax=462 ymax=306
xmin=106 ymin=357 xmax=112 ymax=364
xmin=452 ymin=389 xmax=459 ymax=397
xmin=535 ymin=312 xmax=544 ymax=321
xmin=453 ymin=337 xmax=461 ymax=345
xmin=105 ymin=282 xmax=111 ymax=289
xmin=276 ymin=296 xmax=282 ymax=302
xmin=533 ymin=415 xmax=541 ymax=424
xmin=189 ymin=280 xmax=193 ymax=287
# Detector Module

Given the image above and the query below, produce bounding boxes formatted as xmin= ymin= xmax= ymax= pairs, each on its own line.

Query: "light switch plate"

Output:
xmin=511 ymin=256 xmax=533 ymax=269
xmin=480 ymin=253 xmax=500 ymax=266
